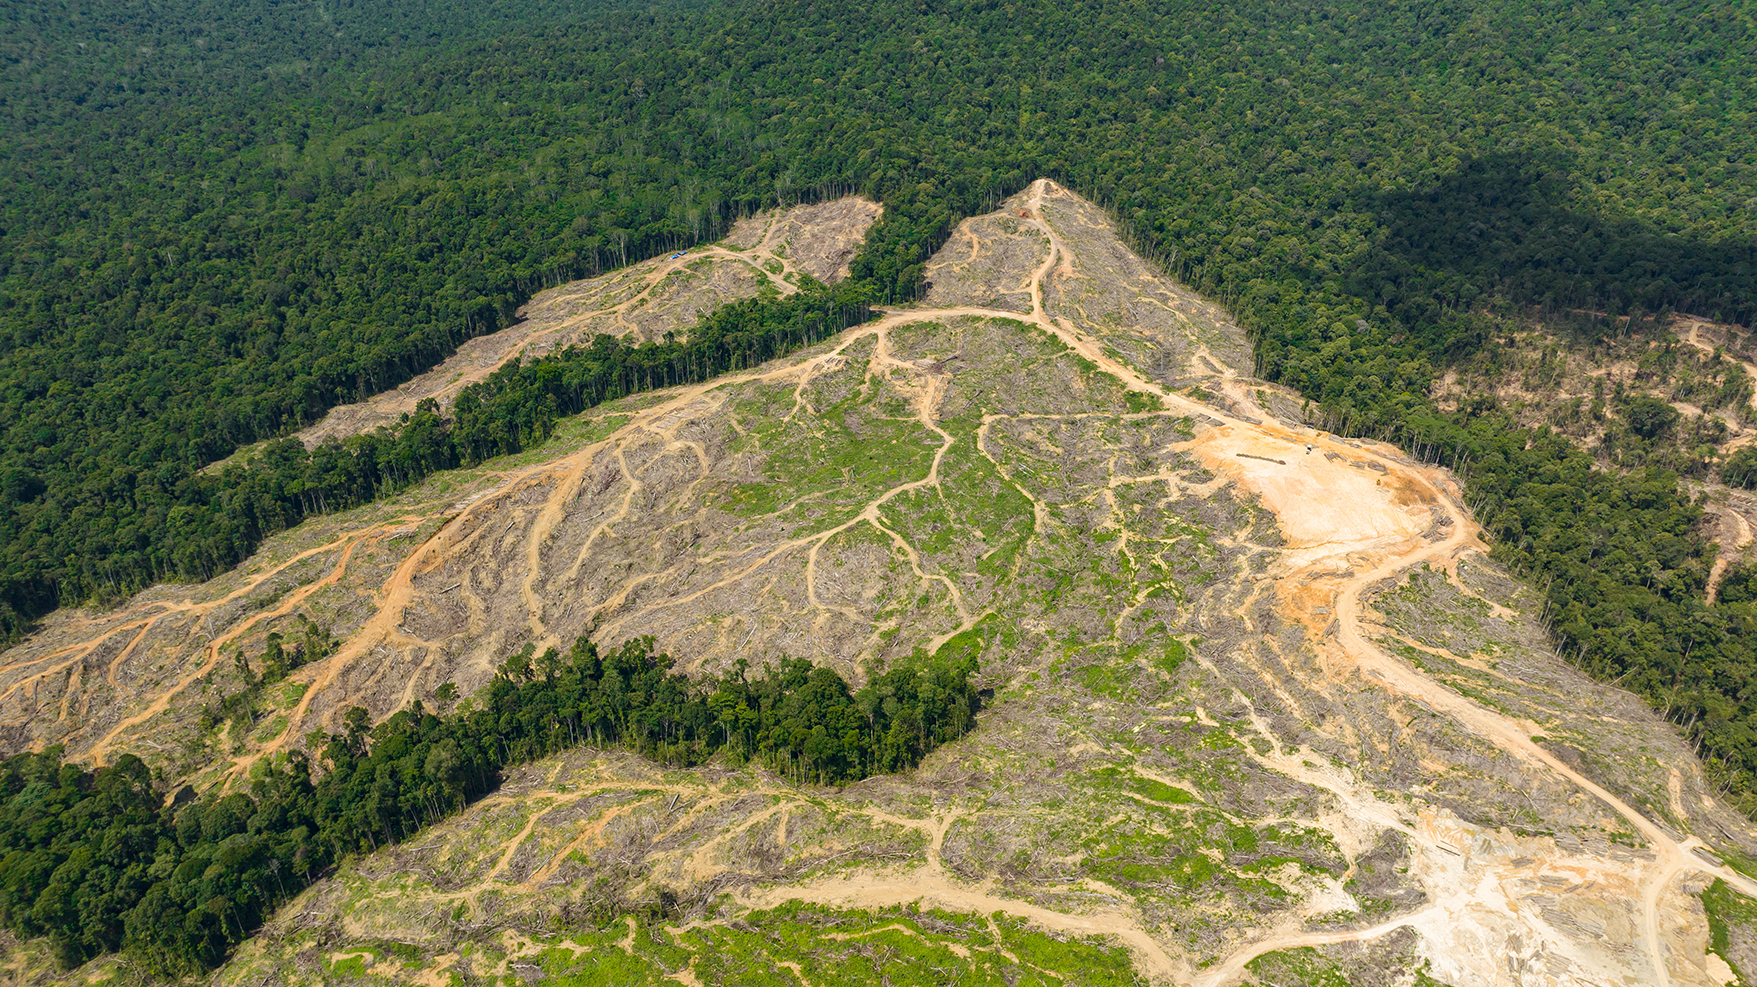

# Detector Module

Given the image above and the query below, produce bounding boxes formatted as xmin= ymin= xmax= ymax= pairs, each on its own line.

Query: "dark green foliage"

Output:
xmin=1331 ymin=406 xmax=1757 ymax=812
xmin=6 ymin=0 xmax=1755 ymax=644
xmin=0 ymin=637 xmax=979 ymax=973
xmin=1623 ymin=396 xmax=1681 ymax=441
xmin=0 ymin=751 xmax=162 ymax=968
xmin=1719 ymin=566 xmax=1757 ymax=607
xmin=1723 ymin=448 xmax=1757 ymax=490
xmin=201 ymin=620 xmax=333 ymax=735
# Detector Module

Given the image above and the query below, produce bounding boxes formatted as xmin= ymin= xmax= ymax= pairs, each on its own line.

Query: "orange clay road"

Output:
xmin=11 ymin=179 xmax=1754 ymax=984
xmin=247 ymin=179 xmax=1757 ymax=982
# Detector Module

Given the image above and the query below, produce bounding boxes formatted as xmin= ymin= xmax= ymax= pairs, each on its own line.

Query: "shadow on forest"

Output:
xmin=1350 ymin=152 xmax=1756 ymax=354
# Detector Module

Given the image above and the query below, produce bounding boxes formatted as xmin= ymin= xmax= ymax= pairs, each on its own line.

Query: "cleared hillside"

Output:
xmin=293 ymin=198 xmax=881 ymax=447
xmin=5 ymin=182 xmax=1756 ymax=986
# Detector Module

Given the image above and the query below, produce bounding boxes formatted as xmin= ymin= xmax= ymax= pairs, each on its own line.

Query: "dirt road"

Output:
xmin=12 ymin=180 xmax=1752 ymax=984
xmin=885 ymin=180 xmax=1757 ymax=983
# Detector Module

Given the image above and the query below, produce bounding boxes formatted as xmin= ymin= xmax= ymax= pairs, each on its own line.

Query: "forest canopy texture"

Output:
xmin=4 ymin=0 xmax=1757 ymax=829
xmin=0 ymin=637 xmax=981 ymax=972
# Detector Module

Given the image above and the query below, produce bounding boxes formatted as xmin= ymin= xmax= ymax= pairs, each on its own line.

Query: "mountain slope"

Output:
xmin=7 ymin=0 xmax=1755 ymax=646
xmin=6 ymin=181 xmax=1756 ymax=985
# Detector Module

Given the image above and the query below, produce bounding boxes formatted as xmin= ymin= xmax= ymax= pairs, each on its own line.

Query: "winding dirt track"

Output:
xmin=845 ymin=180 xmax=1757 ymax=984
xmin=294 ymin=178 xmax=1757 ymax=983
xmin=1021 ymin=182 xmax=1757 ymax=984
xmin=14 ymin=181 xmax=1755 ymax=983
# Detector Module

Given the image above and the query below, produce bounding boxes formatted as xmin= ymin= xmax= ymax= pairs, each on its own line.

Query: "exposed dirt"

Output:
xmin=287 ymin=197 xmax=880 ymax=449
xmin=1706 ymin=492 xmax=1756 ymax=604
xmin=9 ymin=182 xmax=1757 ymax=987
xmin=1431 ymin=309 xmax=1757 ymax=600
xmin=1674 ymin=317 xmax=1757 ymax=416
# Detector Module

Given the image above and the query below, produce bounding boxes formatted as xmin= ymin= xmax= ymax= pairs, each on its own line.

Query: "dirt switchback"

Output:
xmin=6 ymin=182 xmax=1756 ymax=987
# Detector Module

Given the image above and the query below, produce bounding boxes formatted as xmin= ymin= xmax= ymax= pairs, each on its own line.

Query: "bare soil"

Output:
xmin=8 ymin=182 xmax=1756 ymax=987
xmin=288 ymin=197 xmax=881 ymax=448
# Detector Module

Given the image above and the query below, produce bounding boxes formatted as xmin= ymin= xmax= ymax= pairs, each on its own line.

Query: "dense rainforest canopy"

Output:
xmin=3 ymin=0 xmax=1757 ymax=848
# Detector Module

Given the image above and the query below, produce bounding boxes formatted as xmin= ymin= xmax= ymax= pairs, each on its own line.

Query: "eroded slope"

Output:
xmin=6 ymin=182 xmax=1757 ymax=987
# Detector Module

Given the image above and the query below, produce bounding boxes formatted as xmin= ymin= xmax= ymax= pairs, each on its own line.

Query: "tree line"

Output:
xmin=4 ymin=277 xmax=874 ymax=621
xmin=0 ymin=634 xmax=981 ymax=973
xmin=8 ymin=0 xmax=1751 ymax=647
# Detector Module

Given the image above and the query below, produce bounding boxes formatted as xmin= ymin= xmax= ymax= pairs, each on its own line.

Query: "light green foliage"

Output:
xmin=715 ymin=341 xmax=935 ymax=524
xmin=1158 ymin=637 xmax=1190 ymax=675
xmin=687 ymin=907 xmax=1090 ymax=986
xmin=1089 ymin=766 xmax=1196 ymax=805
xmin=1125 ymin=391 xmax=1163 ymax=414
xmin=1245 ymin=946 xmax=1355 ymax=986
xmin=1702 ymin=879 xmax=1757 ymax=985
xmin=1077 ymin=661 xmax=1135 ymax=700
xmin=364 ymin=907 xmax=1153 ymax=987
xmin=325 ymin=950 xmax=374 ymax=978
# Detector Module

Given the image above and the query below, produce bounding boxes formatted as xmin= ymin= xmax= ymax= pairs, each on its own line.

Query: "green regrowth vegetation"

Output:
xmin=1245 ymin=947 xmax=1355 ymax=987
xmin=396 ymin=905 xmax=1146 ymax=986
xmin=1088 ymin=766 xmax=1196 ymax=805
xmin=1702 ymin=878 xmax=1757 ymax=985
xmin=0 ymin=637 xmax=980 ymax=974
xmin=718 ymin=389 xmax=936 ymax=525
xmin=666 ymin=905 xmax=1145 ymax=987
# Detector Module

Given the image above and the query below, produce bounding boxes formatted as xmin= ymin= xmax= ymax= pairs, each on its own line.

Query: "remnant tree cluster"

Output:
xmin=0 ymin=636 xmax=980 ymax=973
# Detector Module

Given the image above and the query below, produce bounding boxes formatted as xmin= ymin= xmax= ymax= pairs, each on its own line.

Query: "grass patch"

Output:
xmin=1157 ymin=637 xmax=1189 ymax=675
xmin=1124 ymin=390 xmax=1163 ymax=414
xmin=274 ymin=681 xmax=308 ymax=708
xmin=1077 ymin=662 xmax=1133 ymax=700
xmin=1090 ymin=766 xmax=1196 ymax=804
xmin=1703 ymin=878 xmax=1757 ymax=984
xmin=525 ymin=906 xmax=1144 ymax=986
xmin=1245 ymin=946 xmax=1352 ymax=986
